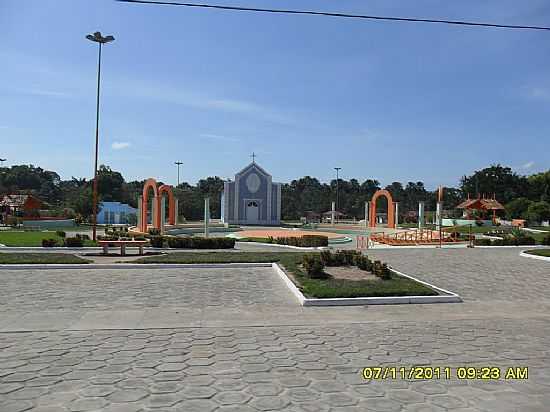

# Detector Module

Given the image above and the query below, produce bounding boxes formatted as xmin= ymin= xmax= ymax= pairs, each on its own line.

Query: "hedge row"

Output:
xmin=147 ymin=236 xmax=236 ymax=249
xmin=474 ymin=234 xmax=537 ymax=246
xmin=274 ymin=235 xmax=329 ymax=247
xmin=42 ymin=234 xmax=89 ymax=248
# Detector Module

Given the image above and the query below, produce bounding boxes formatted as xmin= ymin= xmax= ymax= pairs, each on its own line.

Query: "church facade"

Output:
xmin=221 ymin=162 xmax=281 ymax=225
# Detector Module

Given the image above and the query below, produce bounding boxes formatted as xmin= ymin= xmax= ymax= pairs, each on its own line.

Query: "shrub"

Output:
xmin=378 ymin=263 xmax=392 ymax=280
xmin=302 ymin=254 xmax=326 ymax=279
xmin=55 ymin=230 xmax=66 ymax=238
xmin=42 ymin=238 xmax=58 ymax=247
xmin=148 ymin=228 xmax=161 ymax=236
xmin=75 ymin=233 xmax=90 ymax=240
xmin=98 ymin=235 xmax=119 ymax=241
xmin=319 ymin=250 xmax=333 ymax=266
xmin=474 ymin=238 xmax=492 ymax=246
xmin=542 ymin=234 xmax=550 ymax=246
xmin=64 ymin=237 xmax=84 ymax=247
xmin=133 ymin=236 xmax=146 ymax=241
xmin=275 ymin=235 xmax=328 ymax=248
xmin=167 ymin=236 xmax=235 ymax=249
xmin=149 ymin=236 xmax=165 ymax=248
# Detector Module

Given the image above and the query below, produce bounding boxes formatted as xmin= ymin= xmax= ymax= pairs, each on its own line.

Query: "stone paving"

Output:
xmin=1 ymin=248 xmax=549 ymax=411
xmin=0 ymin=267 xmax=293 ymax=312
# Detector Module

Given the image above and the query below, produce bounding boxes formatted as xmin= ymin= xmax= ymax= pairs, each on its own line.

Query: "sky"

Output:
xmin=1 ymin=0 xmax=549 ymax=189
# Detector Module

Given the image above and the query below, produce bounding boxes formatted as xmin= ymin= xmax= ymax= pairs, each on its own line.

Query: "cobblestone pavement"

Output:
xmin=0 ymin=267 xmax=294 ymax=313
xmin=366 ymin=248 xmax=550 ymax=301
xmin=1 ymin=248 xmax=550 ymax=411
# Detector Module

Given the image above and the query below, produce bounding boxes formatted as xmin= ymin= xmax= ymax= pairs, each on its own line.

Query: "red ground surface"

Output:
xmin=237 ymin=229 xmax=343 ymax=239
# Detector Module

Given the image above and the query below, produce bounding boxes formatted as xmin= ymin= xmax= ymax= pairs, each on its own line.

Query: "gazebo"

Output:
xmin=456 ymin=195 xmax=505 ymax=224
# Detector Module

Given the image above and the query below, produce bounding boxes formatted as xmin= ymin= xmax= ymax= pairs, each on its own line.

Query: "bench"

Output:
xmin=97 ymin=240 xmax=149 ymax=256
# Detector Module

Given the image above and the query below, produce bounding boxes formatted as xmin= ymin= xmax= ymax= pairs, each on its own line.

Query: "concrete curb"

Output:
xmin=519 ymin=251 xmax=550 ymax=262
xmin=271 ymin=263 xmax=462 ymax=306
xmin=0 ymin=263 xmax=274 ymax=270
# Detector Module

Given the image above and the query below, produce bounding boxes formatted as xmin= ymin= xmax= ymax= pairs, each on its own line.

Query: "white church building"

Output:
xmin=221 ymin=161 xmax=282 ymax=225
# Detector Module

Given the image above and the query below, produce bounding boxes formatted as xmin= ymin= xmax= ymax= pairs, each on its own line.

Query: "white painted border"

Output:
xmin=0 ymin=263 xmax=274 ymax=270
xmin=519 ymin=250 xmax=550 ymax=262
xmin=271 ymin=263 xmax=462 ymax=306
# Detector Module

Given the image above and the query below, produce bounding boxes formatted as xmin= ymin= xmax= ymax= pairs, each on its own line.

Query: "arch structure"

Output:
xmin=139 ymin=178 xmax=176 ymax=233
xmin=369 ymin=189 xmax=395 ymax=229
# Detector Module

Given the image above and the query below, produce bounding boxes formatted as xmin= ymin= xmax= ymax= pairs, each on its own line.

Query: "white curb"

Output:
xmin=519 ymin=250 xmax=550 ymax=262
xmin=271 ymin=263 xmax=462 ymax=306
xmin=0 ymin=263 xmax=274 ymax=270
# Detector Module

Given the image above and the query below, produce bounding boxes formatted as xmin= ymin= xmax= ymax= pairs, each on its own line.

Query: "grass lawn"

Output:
xmin=524 ymin=249 xmax=550 ymax=257
xmin=0 ymin=231 xmax=96 ymax=247
xmin=0 ymin=253 xmax=90 ymax=264
xmin=136 ymin=252 xmax=437 ymax=298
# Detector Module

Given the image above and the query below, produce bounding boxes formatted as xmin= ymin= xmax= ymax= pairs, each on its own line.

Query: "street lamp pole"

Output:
xmin=175 ymin=161 xmax=183 ymax=187
xmin=334 ymin=167 xmax=341 ymax=221
xmin=86 ymin=32 xmax=114 ymax=241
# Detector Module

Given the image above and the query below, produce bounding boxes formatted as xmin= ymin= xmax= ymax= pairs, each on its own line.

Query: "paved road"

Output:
xmin=1 ymin=248 xmax=549 ymax=411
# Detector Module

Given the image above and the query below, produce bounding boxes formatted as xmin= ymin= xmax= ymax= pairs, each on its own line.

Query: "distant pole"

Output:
xmin=174 ymin=161 xmax=183 ymax=187
xmin=334 ymin=167 xmax=341 ymax=222
xmin=86 ymin=31 xmax=115 ymax=242
xmin=204 ymin=197 xmax=210 ymax=238
xmin=0 ymin=158 xmax=6 ymax=167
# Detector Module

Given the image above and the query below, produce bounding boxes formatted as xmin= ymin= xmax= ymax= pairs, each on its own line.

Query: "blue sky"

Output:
xmin=1 ymin=0 xmax=549 ymax=188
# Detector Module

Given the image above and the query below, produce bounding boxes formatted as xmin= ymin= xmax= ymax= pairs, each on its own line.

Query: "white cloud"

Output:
xmin=528 ymin=87 xmax=550 ymax=101
xmin=112 ymin=141 xmax=131 ymax=150
xmin=522 ymin=161 xmax=535 ymax=169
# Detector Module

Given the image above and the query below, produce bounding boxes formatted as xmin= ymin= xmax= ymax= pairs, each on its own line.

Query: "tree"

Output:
xmin=96 ymin=165 xmax=125 ymax=202
xmin=525 ymin=201 xmax=550 ymax=224
xmin=505 ymin=198 xmax=532 ymax=220
xmin=460 ymin=164 xmax=527 ymax=204
xmin=528 ymin=171 xmax=550 ymax=202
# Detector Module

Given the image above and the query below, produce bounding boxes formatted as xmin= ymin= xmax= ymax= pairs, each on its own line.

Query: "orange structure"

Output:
xmin=139 ymin=178 xmax=176 ymax=233
xmin=369 ymin=189 xmax=395 ymax=229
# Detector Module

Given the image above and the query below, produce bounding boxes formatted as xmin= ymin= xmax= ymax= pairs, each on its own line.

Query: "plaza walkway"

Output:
xmin=0 ymin=248 xmax=549 ymax=411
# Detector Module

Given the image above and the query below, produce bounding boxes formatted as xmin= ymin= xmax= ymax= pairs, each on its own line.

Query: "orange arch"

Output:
xmin=369 ymin=189 xmax=395 ymax=229
xmin=158 ymin=184 xmax=176 ymax=225
xmin=141 ymin=178 xmax=160 ymax=232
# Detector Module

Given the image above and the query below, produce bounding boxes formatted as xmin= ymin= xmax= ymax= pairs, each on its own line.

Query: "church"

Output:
xmin=221 ymin=160 xmax=282 ymax=225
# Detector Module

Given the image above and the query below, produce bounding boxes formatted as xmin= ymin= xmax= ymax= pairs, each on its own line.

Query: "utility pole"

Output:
xmin=86 ymin=31 xmax=115 ymax=241
xmin=174 ymin=161 xmax=183 ymax=187
xmin=334 ymin=167 xmax=341 ymax=222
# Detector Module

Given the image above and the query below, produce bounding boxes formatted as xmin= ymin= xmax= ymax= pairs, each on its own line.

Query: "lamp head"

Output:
xmin=86 ymin=32 xmax=115 ymax=44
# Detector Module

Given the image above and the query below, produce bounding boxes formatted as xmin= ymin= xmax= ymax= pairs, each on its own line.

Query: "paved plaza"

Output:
xmin=1 ymin=248 xmax=550 ymax=411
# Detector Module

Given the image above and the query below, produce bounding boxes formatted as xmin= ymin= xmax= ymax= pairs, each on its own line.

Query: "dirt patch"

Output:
xmin=324 ymin=266 xmax=380 ymax=281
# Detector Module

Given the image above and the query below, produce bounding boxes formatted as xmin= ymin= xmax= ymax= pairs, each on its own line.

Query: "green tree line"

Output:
xmin=1 ymin=163 xmax=549 ymax=223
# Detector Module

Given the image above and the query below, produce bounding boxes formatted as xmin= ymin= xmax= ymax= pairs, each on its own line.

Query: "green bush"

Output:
xmin=76 ymin=233 xmax=90 ymax=240
xmin=542 ymin=234 xmax=550 ymax=246
xmin=148 ymin=228 xmax=161 ymax=236
xmin=42 ymin=238 xmax=58 ymax=247
xmin=167 ymin=236 xmax=236 ymax=249
xmin=149 ymin=236 xmax=165 ymax=248
xmin=275 ymin=235 xmax=328 ymax=248
xmin=302 ymin=254 xmax=326 ymax=279
xmin=55 ymin=230 xmax=66 ymax=238
xmin=64 ymin=237 xmax=84 ymax=247
xmin=98 ymin=235 xmax=119 ymax=241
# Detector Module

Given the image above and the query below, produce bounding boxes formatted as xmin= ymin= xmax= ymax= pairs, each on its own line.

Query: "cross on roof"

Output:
xmin=251 ymin=152 xmax=257 ymax=163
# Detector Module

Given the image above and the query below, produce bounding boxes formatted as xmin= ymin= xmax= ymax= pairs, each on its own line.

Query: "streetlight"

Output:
xmin=86 ymin=31 xmax=115 ymax=241
xmin=334 ymin=167 xmax=341 ymax=222
xmin=0 ymin=158 xmax=6 ymax=167
xmin=175 ymin=161 xmax=183 ymax=187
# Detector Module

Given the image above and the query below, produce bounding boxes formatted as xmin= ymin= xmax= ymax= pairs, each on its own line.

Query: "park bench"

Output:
xmin=97 ymin=240 xmax=149 ymax=256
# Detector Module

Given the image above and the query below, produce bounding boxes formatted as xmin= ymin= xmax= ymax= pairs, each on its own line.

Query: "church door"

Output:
xmin=246 ymin=201 xmax=259 ymax=223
